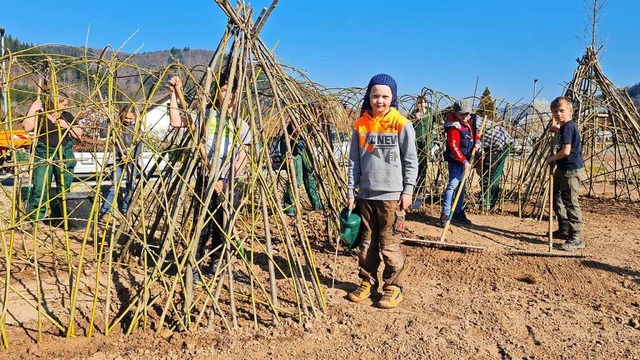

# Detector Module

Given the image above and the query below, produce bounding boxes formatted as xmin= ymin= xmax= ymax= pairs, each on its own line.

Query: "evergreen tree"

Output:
xmin=477 ymin=87 xmax=496 ymax=119
xmin=627 ymin=82 xmax=640 ymax=110
xmin=628 ymin=82 xmax=640 ymax=98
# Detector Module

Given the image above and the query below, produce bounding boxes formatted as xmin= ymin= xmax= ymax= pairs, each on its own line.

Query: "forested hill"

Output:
xmin=3 ymin=34 xmax=640 ymax=113
xmin=4 ymin=34 xmax=214 ymax=104
xmin=627 ymin=82 xmax=640 ymax=111
xmin=5 ymin=34 xmax=214 ymax=69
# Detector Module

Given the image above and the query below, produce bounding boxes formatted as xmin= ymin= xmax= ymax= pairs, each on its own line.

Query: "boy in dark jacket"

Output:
xmin=545 ymin=96 xmax=586 ymax=251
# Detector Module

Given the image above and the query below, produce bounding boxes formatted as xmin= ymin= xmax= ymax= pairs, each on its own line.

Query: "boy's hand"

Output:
xmin=347 ymin=198 xmax=355 ymax=210
xmin=29 ymin=99 xmax=43 ymax=113
xmin=463 ymin=161 xmax=472 ymax=172
xmin=545 ymin=155 xmax=555 ymax=165
xmin=213 ymin=179 xmax=227 ymax=195
xmin=168 ymin=76 xmax=183 ymax=92
xmin=398 ymin=194 xmax=412 ymax=210
xmin=549 ymin=124 xmax=560 ymax=133
xmin=214 ymin=179 xmax=227 ymax=195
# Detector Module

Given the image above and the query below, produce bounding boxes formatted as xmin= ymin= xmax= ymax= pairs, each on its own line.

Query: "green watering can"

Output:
xmin=340 ymin=207 xmax=362 ymax=249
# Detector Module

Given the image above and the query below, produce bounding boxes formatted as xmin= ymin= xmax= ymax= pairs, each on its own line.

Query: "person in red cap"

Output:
xmin=345 ymin=73 xmax=418 ymax=309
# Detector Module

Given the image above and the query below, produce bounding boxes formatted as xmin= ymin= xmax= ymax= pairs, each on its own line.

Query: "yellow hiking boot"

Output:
xmin=346 ymin=280 xmax=374 ymax=303
xmin=378 ymin=285 xmax=403 ymax=309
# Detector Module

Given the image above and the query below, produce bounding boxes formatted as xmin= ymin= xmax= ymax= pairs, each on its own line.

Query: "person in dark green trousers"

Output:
xmin=23 ymin=93 xmax=82 ymax=224
xmin=474 ymin=117 xmax=512 ymax=212
xmin=282 ymin=115 xmax=322 ymax=216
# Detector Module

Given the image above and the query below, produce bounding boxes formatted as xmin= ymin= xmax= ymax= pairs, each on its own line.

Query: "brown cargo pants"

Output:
xmin=356 ymin=199 xmax=405 ymax=288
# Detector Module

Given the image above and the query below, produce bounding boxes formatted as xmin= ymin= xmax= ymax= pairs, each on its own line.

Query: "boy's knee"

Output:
xmin=380 ymin=235 xmax=402 ymax=249
xmin=445 ymin=180 xmax=459 ymax=191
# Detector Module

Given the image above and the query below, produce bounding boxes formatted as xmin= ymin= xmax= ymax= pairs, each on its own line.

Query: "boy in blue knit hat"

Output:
xmin=346 ymin=74 xmax=418 ymax=309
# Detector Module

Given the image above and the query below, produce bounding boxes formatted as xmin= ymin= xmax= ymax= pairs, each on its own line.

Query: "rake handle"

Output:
xmin=548 ymin=166 xmax=554 ymax=252
xmin=439 ymin=162 xmax=472 ymax=242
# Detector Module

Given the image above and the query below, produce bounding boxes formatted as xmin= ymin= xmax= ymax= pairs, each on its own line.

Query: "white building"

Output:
xmin=142 ymin=94 xmax=172 ymax=136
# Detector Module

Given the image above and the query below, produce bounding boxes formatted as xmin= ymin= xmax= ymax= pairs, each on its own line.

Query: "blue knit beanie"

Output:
xmin=361 ymin=73 xmax=398 ymax=115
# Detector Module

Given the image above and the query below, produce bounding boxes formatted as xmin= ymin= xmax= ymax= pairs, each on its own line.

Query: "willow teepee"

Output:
xmin=0 ymin=0 xmax=352 ymax=347
xmin=511 ymin=45 xmax=640 ymax=219
xmin=565 ymin=46 xmax=640 ymax=200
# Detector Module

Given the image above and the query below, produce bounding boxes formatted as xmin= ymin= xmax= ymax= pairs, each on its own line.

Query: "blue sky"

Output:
xmin=2 ymin=0 xmax=638 ymax=104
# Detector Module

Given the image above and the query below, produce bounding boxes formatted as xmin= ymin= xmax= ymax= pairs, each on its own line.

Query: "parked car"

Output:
xmin=73 ymin=151 xmax=167 ymax=180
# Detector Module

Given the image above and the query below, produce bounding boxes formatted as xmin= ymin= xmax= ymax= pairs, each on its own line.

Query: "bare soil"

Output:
xmin=1 ymin=197 xmax=639 ymax=359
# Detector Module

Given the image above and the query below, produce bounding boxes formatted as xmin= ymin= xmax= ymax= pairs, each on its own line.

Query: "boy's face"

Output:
xmin=49 ymin=96 xmax=69 ymax=118
xmin=552 ymin=102 xmax=573 ymax=124
xmin=417 ymin=99 xmax=426 ymax=113
xmin=370 ymin=84 xmax=393 ymax=117
xmin=454 ymin=112 xmax=470 ymax=122
xmin=216 ymin=84 xmax=237 ymax=109
xmin=122 ymin=109 xmax=137 ymax=125
xmin=58 ymin=97 xmax=70 ymax=109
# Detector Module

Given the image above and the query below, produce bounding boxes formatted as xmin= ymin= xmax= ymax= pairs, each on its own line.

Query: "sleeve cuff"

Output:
xmin=402 ymin=184 xmax=415 ymax=196
xmin=347 ymin=189 xmax=355 ymax=199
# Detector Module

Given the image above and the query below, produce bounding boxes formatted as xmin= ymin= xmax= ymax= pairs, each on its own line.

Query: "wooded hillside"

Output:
xmin=4 ymin=34 xmax=214 ymax=106
xmin=4 ymin=34 xmax=640 ymax=113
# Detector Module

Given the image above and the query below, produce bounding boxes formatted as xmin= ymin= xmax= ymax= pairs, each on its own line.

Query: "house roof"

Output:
xmin=146 ymin=93 xmax=172 ymax=109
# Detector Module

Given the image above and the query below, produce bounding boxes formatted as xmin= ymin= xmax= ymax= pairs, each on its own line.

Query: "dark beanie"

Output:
xmin=361 ymin=73 xmax=398 ymax=115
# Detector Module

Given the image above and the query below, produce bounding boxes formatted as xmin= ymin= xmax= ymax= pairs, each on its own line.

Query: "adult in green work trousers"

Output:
xmin=410 ymin=95 xmax=439 ymax=200
xmin=282 ymin=114 xmax=322 ymax=216
xmin=23 ymin=93 xmax=83 ymax=225
xmin=474 ymin=117 xmax=511 ymax=212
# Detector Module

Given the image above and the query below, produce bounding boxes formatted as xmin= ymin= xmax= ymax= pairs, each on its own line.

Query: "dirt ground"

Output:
xmin=1 ymin=196 xmax=639 ymax=360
